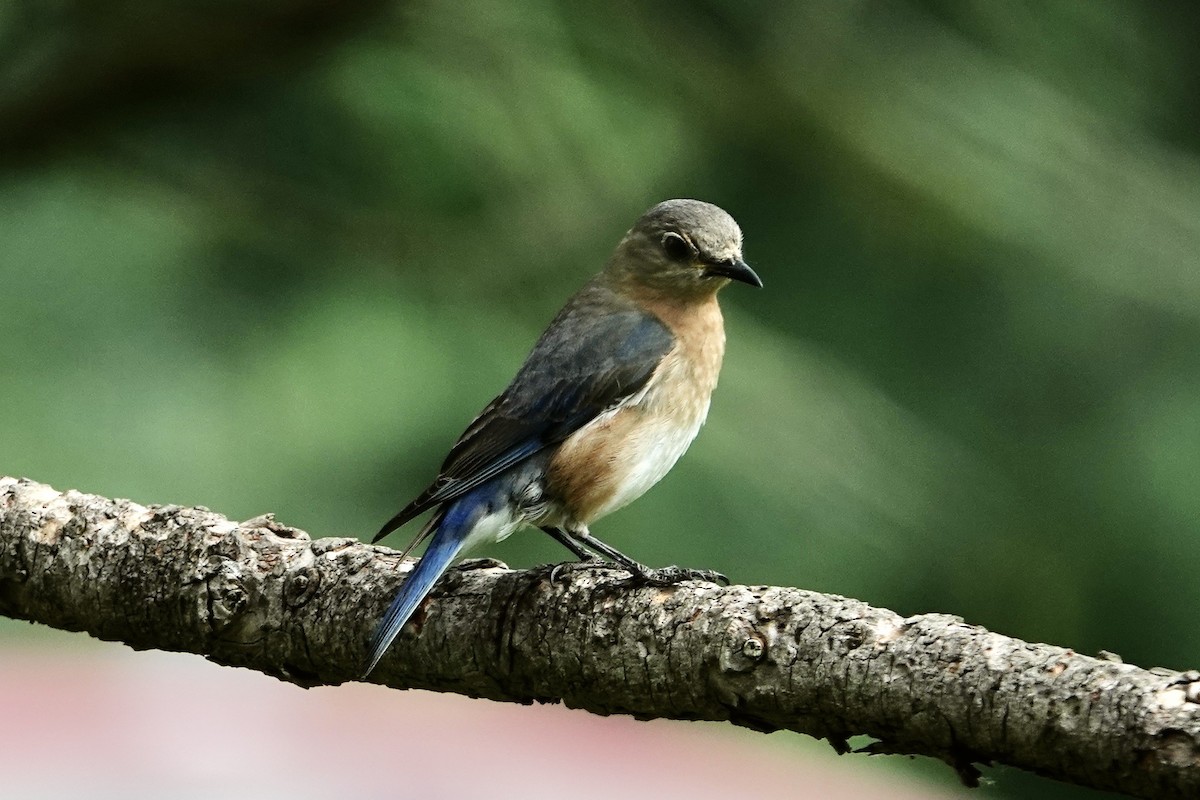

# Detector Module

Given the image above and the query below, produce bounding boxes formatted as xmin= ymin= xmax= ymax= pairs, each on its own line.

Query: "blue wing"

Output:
xmin=373 ymin=281 xmax=673 ymax=544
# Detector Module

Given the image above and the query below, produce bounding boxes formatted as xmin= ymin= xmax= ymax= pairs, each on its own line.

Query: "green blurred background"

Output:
xmin=3 ymin=0 xmax=1198 ymax=796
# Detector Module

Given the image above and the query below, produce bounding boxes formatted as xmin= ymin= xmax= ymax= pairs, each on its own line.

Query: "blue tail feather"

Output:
xmin=362 ymin=504 xmax=476 ymax=677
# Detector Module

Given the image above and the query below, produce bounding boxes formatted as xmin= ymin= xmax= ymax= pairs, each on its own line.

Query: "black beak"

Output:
xmin=705 ymin=258 xmax=763 ymax=288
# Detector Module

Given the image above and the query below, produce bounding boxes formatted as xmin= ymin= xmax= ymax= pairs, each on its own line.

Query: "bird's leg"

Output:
xmin=540 ymin=526 xmax=627 ymax=584
xmin=565 ymin=527 xmax=729 ymax=586
xmin=538 ymin=526 xmax=600 ymax=562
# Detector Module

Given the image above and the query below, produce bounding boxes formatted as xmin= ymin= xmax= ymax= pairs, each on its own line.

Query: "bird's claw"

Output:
xmin=456 ymin=557 xmax=508 ymax=572
xmin=547 ymin=560 xmax=728 ymax=587
xmin=630 ymin=565 xmax=730 ymax=586
xmin=548 ymin=558 xmax=619 ymax=585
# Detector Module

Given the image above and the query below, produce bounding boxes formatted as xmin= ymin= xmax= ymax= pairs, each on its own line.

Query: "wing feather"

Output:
xmin=373 ymin=283 xmax=673 ymax=543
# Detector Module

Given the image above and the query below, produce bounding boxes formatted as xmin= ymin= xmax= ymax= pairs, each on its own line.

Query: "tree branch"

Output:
xmin=1 ymin=476 xmax=1196 ymax=798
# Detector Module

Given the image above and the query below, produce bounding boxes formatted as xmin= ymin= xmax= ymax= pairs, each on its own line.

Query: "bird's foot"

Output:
xmin=548 ymin=558 xmax=622 ymax=585
xmin=455 ymin=557 xmax=508 ymax=572
xmin=629 ymin=565 xmax=729 ymax=586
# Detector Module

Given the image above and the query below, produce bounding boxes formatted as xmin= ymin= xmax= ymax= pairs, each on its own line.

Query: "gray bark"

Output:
xmin=1 ymin=475 xmax=1197 ymax=798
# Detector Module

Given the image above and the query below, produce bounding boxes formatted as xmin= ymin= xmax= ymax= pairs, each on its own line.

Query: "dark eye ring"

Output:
xmin=661 ymin=232 xmax=695 ymax=262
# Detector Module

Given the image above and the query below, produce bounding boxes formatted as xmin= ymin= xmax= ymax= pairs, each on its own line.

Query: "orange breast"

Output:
xmin=545 ymin=293 xmax=726 ymax=524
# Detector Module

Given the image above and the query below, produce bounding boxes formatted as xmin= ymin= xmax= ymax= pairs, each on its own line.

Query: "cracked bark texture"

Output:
xmin=1 ymin=477 xmax=1197 ymax=798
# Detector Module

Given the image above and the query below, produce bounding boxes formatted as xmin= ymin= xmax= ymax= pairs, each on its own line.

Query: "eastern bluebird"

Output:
xmin=363 ymin=199 xmax=760 ymax=677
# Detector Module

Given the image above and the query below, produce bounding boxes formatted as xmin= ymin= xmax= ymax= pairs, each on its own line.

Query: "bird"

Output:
xmin=363 ymin=198 xmax=761 ymax=677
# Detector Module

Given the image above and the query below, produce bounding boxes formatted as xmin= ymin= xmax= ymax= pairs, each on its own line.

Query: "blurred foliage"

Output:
xmin=3 ymin=1 xmax=1200 ymax=796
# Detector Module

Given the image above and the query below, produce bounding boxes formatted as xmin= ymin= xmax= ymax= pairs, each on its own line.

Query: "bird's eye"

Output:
xmin=661 ymin=232 xmax=695 ymax=262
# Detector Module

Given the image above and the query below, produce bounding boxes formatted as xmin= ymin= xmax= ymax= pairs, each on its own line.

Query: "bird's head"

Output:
xmin=608 ymin=199 xmax=762 ymax=296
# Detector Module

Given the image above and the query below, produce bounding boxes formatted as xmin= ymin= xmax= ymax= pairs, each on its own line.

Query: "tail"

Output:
xmin=361 ymin=501 xmax=479 ymax=678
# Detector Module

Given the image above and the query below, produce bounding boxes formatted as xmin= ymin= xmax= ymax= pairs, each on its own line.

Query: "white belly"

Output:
xmin=544 ymin=365 xmax=713 ymax=526
xmin=587 ymin=405 xmax=707 ymax=520
xmin=460 ymin=504 xmax=524 ymax=553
